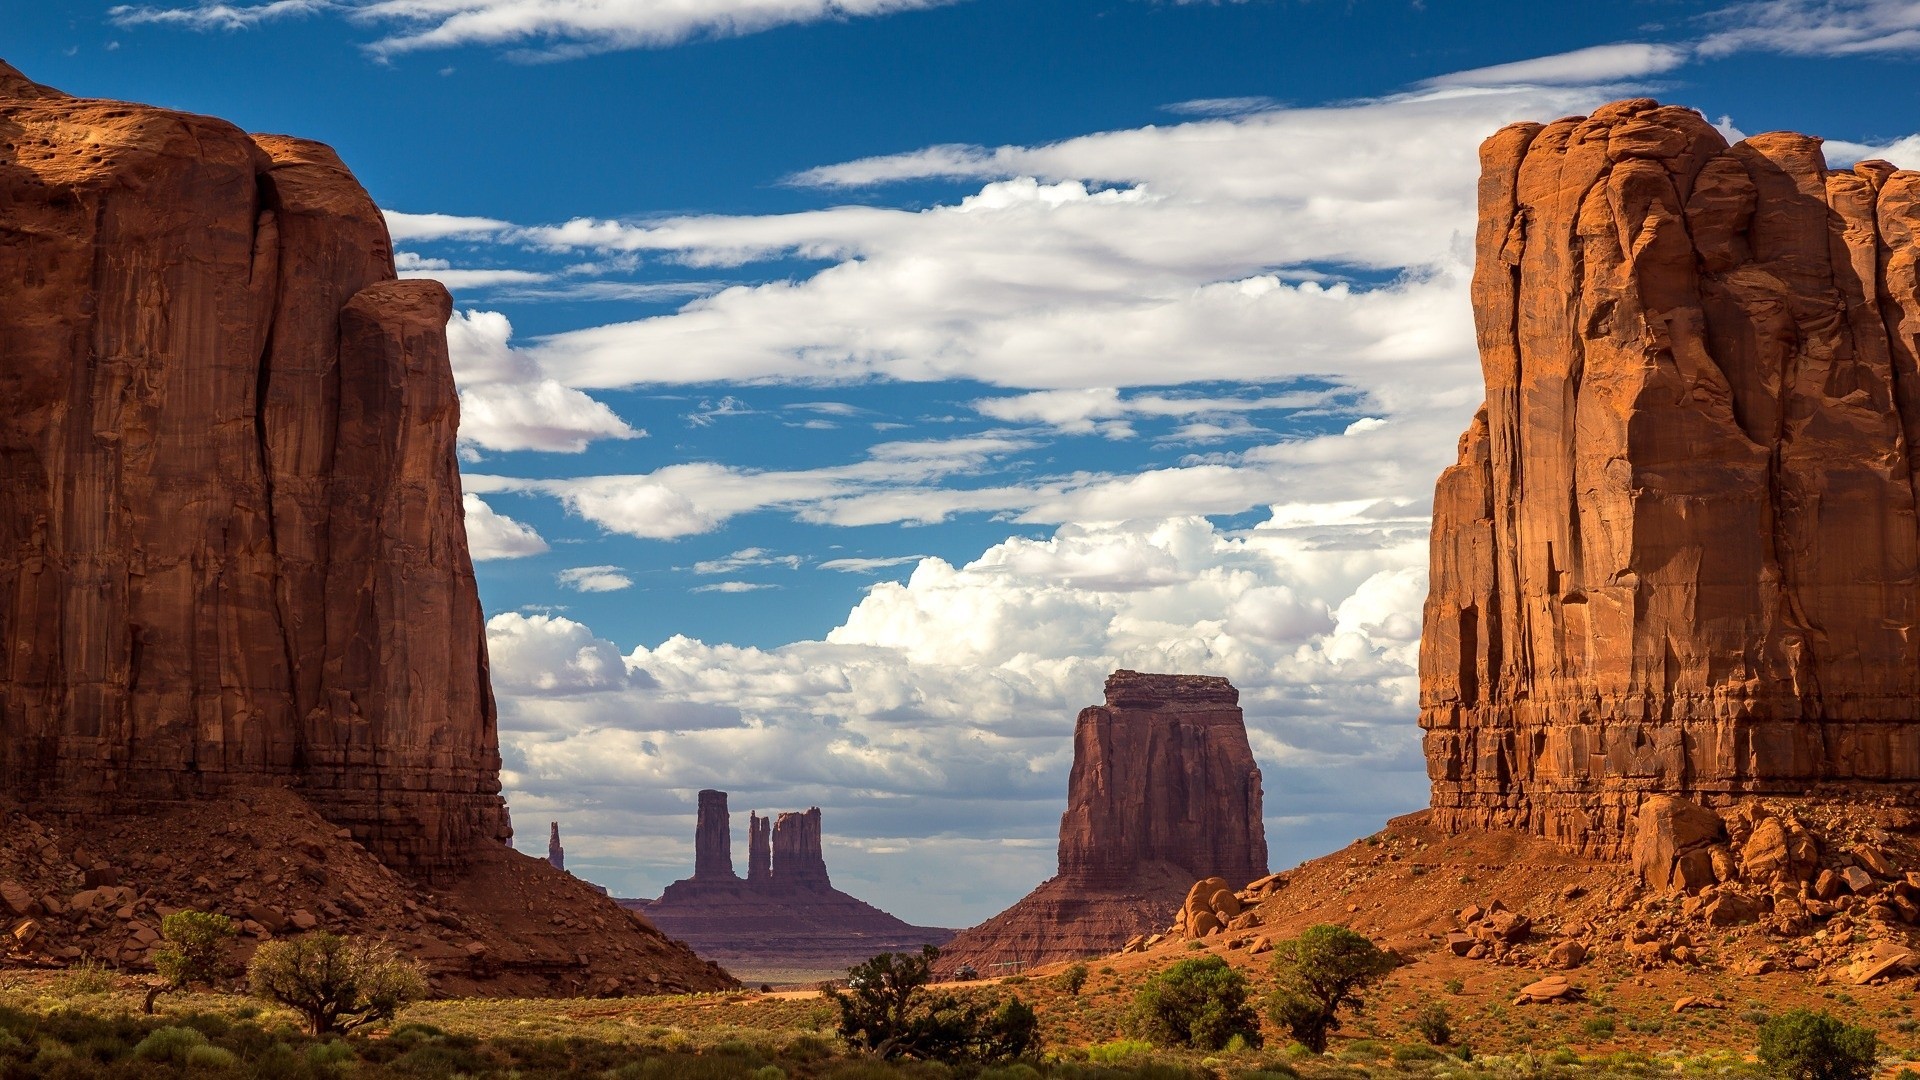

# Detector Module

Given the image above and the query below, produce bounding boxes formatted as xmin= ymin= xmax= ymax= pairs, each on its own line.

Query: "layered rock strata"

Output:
xmin=1421 ymin=97 xmax=1920 ymax=853
xmin=941 ymin=671 xmax=1269 ymax=970
xmin=639 ymin=795 xmax=950 ymax=980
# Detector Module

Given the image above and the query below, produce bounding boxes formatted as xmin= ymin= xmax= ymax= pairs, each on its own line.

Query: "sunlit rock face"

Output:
xmin=1421 ymin=97 xmax=1920 ymax=852
xmin=940 ymin=670 xmax=1269 ymax=969
xmin=0 ymin=58 xmax=508 ymax=874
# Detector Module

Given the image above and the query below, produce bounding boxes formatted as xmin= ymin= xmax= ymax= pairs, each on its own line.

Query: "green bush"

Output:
xmin=1584 ymin=1015 xmax=1617 ymax=1039
xmin=1262 ymin=925 xmax=1396 ymax=1053
xmin=1127 ymin=954 xmax=1263 ymax=1051
xmin=829 ymin=946 xmax=1038 ymax=1063
xmin=1057 ymin=963 xmax=1089 ymax=996
xmin=148 ymin=910 xmax=238 ymax=1013
xmin=246 ymin=932 xmax=426 ymax=1036
xmin=50 ymin=961 xmax=114 ymax=998
xmin=184 ymin=1042 xmax=238 ymax=1069
xmin=1411 ymin=1001 xmax=1451 ymax=1045
xmin=1757 ymin=1009 xmax=1878 ymax=1080
xmin=132 ymin=1025 xmax=209 ymax=1064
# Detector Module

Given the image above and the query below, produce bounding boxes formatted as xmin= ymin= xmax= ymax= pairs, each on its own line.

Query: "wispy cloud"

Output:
xmin=557 ymin=565 xmax=635 ymax=593
xmin=112 ymin=0 xmax=971 ymax=59
xmin=1421 ymin=42 xmax=1691 ymax=88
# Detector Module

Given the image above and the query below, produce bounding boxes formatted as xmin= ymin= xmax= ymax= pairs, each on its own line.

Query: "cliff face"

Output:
xmin=1421 ymin=97 xmax=1920 ymax=852
xmin=0 ymin=61 xmax=509 ymax=872
xmin=693 ymin=790 xmax=736 ymax=881
xmin=1058 ymin=671 xmax=1268 ymax=888
xmin=772 ymin=809 xmax=830 ymax=887
xmin=941 ymin=671 xmax=1269 ymax=970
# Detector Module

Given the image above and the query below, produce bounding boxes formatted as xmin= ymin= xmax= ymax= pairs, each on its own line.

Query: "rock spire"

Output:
xmin=1421 ymin=98 xmax=1920 ymax=852
xmin=693 ymin=790 xmax=736 ymax=881
xmin=548 ymin=823 xmax=564 ymax=871
xmin=748 ymin=812 xmax=771 ymax=883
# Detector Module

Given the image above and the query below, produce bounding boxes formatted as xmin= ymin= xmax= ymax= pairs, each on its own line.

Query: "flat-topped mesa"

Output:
xmin=941 ymin=670 xmax=1268 ymax=969
xmin=773 ymin=808 xmax=830 ymax=887
xmin=693 ymin=790 xmax=737 ymax=881
xmin=0 ymin=58 xmax=507 ymax=874
xmin=1059 ymin=671 xmax=1267 ymax=888
xmin=1420 ymin=97 xmax=1920 ymax=854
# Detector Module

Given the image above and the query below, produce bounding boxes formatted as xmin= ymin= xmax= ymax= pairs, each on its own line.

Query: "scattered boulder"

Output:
xmin=1514 ymin=976 xmax=1579 ymax=1005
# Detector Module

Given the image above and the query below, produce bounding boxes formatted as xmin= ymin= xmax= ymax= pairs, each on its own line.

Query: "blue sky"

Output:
xmin=13 ymin=0 xmax=1920 ymax=927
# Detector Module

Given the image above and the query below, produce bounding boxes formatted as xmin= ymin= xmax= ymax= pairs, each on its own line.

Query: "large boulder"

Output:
xmin=1632 ymin=797 xmax=1726 ymax=894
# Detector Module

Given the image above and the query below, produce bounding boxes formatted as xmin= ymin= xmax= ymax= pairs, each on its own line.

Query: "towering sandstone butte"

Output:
xmin=0 ymin=59 xmax=505 ymax=873
xmin=1421 ymin=97 xmax=1920 ymax=853
xmin=0 ymin=58 xmax=733 ymax=994
xmin=693 ymin=790 xmax=736 ymax=880
xmin=772 ymin=808 xmax=830 ymax=887
xmin=941 ymin=671 xmax=1268 ymax=969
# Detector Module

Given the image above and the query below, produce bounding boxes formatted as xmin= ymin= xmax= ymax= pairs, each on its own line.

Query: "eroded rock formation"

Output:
xmin=0 ymin=59 xmax=502 ymax=873
xmin=694 ymin=790 xmax=736 ymax=881
xmin=0 ymin=59 xmax=732 ymax=994
xmin=639 ymin=794 xmax=950 ymax=979
xmin=773 ymin=808 xmax=829 ymax=887
xmin=941 ymin=670 xmax=1268 ymax=970
xmin=1421 ymin=97 xmax=1920 ymax=852
xmin=748 ymin=812 xmax=771 ymax=884
xmin=548 ymin=823 xmax=565 ymax=871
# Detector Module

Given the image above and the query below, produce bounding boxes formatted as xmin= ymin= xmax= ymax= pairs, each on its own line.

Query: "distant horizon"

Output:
xmin=13 ymin=0 xmax=1920 ymax=928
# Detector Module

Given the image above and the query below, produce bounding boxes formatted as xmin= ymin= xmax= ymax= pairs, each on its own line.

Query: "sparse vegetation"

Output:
xmin=1757 ymin=1008 xmax=1878 ymax=1080
xmin=828 ymin=945 xmax=1038 ymax=1063
xmin=1126 ymin=954 xmax=1262 ymax=1051
xmin=1263 ymin=924 xmax=1396 ymax=1053
xmin=145 ymin=910 xmax=237 ymax=1013
xmin=1410 ymin=1001 xmax=1451 ymax=1046
xmin=1056 ymin=963 xmax=1088 ymax=996
xmin=246 ymin=932 xmax=426 ymax=1035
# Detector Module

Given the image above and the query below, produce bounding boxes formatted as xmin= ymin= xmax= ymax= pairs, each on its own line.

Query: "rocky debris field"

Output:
xmin=0 ymin=788 xmax=733 ymax=998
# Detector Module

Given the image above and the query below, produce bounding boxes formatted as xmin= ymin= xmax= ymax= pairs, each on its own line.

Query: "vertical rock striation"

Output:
xmin=0 ymin=60 xmax=506 ymax=874
xmin=1058 ymin=671 xmax=1268 ymax=888
xmin=773 ymin=808 xmax=829 ymax=887
xmin=548 ymin=823 xmax=564 ymax=871
xmin=1421 ymin=97 xmax=1920 ymax=854
xmin=747 ymin=812 xmax=771 ymax=884
xmin=693 ymin=790 xmax=736 ymax=881
xmin=940 ymin=671 xmax=1269 ymax=969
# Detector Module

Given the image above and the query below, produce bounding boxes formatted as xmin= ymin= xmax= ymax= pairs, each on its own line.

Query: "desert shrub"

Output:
xmin=830 ymin=946 xmax=1038 ymax=1063
xmin=132 ymin=1025 xmax=209 ymax=1064
xmin=1127 ymin=954 xmax=1262 ymax=1051
xmin=50 ymin=961 xmax=114 ymax=998
xmin=1057 ymin=963 xmax=1089 ymax=996
xmin=185 ymin=1042 xmax=238 ymax=1068
xmin=1085 ymin=1038 xmax=1154 ymax=1064
xmin=147 ymin=910 xmax=238 ymax=1013
xmin=1392 ymin=1043 xmax=1445 ymax=1063
xmin=1262 ymin=925 xmax=1395 ymax=1054
xmin=246 ymin=932 xmax=426 ymax=1035
xmin=1411 ymin=1001 xmax=1452 ymax=1045
xmin=1584 ymin=1015 xmax=1617 ymax=1038
xmin=1757 ymin=1009 xmax=1877 ymax=1080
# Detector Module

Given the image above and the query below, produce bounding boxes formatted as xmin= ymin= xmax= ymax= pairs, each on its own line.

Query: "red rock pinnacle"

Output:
xmin=773 ymin=808 xmax=830 ymax=887
xmin=693 ymin=790 xmax=737 ymax=881
xmin=1421 ymin=98 xmax=1920 ymax=852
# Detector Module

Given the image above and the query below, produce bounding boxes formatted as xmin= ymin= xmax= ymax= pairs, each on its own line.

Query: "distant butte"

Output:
xmin=629 ymin=792 xmax=952 ymax=979
xmin=939 ymin=670 xmax=1268 ymax=971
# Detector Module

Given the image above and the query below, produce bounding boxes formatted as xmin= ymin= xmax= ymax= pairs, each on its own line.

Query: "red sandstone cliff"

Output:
xmin=0 ymin=60 xmax=730 ymax=994
xmin=1422 ymin=98 xmax=1920 ymax=853
xmin=940 ymin=671 xmax=1268 ymax=970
